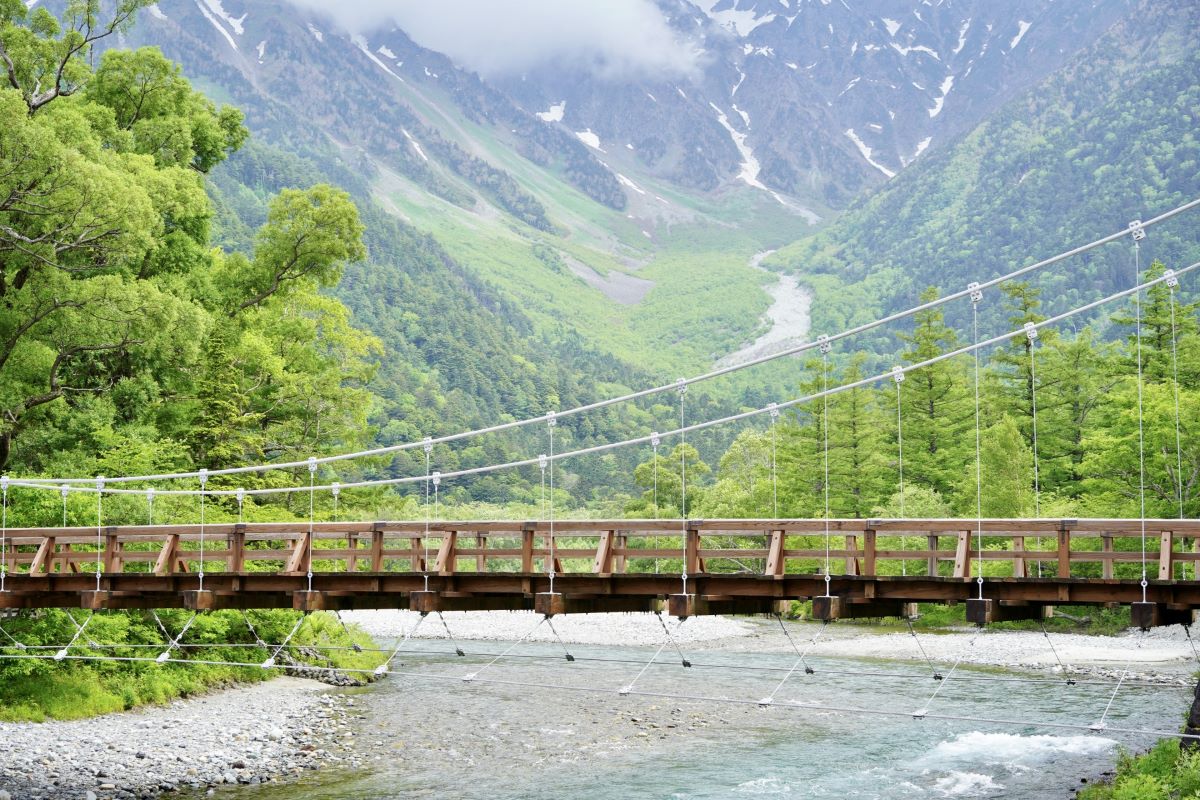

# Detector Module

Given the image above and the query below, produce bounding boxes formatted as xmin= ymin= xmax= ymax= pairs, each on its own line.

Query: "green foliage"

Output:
xmin=1080 ymin=740 xmax=1200 ymax=800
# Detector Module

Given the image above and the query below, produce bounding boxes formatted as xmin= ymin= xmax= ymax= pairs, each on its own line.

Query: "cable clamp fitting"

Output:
xmin=546 ymin=410 xmax=557 ymax=428
xmin=892 ymin=366 xmax=905 ymax=384
xmin=198 ymin=468 xmax=208 ymax=488
xmin=0 ymin=475 xmax=7 ymax=495
xmin=968 ymin=281 xmax=983 ymax=304
xmin=235 ymin=487 xmax=244 ymax=505
xmin=1024 ymin=322 xmax=1039 ymax=342
xmin=1165 ymin=268 xmax=1179 ymax=288
xmin=650 ymin=431 xmax=661 ymax=449
xmin=817 ymin=334 xmax=832 ymax=355
xmin=146 ymin=487 xmax=155 ymax=501
xmin=676 ymin=377 xmax=688 ymax=395
xmin=768 ymin=402 xmax=780 ymax=420
xmin=95 ymin=475 xmax=105 ymax=492
xmin=432 ymin=471 xmax=441 ymax=488
xmin=331 ymin=482 xmax=340 ymax=499
xmin=1128 ymin=219 xmax=1146 ymax=241
xmin=538 ymin=454 xmax=548 ymax=472
xmin=423 ymin=436 xmax=433 ymax=455
xmin=306 ymin=457 xmax=316 ymax=475
xmin=61 ymin=484 xmax=70 ymax=499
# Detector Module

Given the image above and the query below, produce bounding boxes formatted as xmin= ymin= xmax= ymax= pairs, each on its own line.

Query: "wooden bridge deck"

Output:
xmin=1 ymin=519 xmax=1197 ymax=625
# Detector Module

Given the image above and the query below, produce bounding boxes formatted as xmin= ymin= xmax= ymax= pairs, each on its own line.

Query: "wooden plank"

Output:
xmin=863 ymin=529 xmax=876 ymax=577
xmin=927 ymin=534 xmax=939 ymax=577
xmin=285 ymin=531 xmax=311 ymax=574
xmin=521 ymin=527 xmax=535 ymax=573
xmin=29 ymin=537 xmax=55 ymax=575
xmin=592 ymin=530 xmax=615 ymax=575
xmin=346 ymin=533 xmax=358 ymax=573
xmin=476 ymin=533 xmax=486 ymax=572
xmin=1011 ymin=535 xmax=1025 ymax=579
xmin=1159 ymin=531 xmax=1174 ymax=581
xmin=227 ymin=527 xmax=245 ymax=573
xmin=685 ymin=528 xmax=701 ymax=575
xmin=154 ymin=535 xmax=179 ymax=576
xmin=844 ymin=534 xmax=860 ymax=576
xmin=370 ymin=530 xmax=385 ymax=572
xmin=1057 ymin=529 xmax=1071 ymax=579
xmin=435 ymin=531 xmax=457 ymax=575
xmin=1102 ymin=534 xmax=1114 ymax=580
xmin=615 ymin=533 xmax=628 ymax=574
xmin=952 ymin=532 xmax=970 ymax=578
xmin=765 ymin=530 xmax=785 ymax=577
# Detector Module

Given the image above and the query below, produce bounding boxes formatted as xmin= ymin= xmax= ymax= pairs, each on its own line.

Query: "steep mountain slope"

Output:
xmin=493 ymin=0 xmax=1133 ymax=207
xmin=767 ymin=0 xmax=1200 ymax=339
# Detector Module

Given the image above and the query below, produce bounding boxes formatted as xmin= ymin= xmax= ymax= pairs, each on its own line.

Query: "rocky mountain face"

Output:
xmin=124 ymin=0 xmax=1133 ymax=219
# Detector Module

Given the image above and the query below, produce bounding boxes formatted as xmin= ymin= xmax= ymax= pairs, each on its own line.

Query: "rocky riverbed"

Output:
xmin=0 ymin=678 xmax=360 ymax=799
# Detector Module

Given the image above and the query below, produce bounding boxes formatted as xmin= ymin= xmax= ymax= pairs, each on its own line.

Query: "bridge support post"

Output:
xmin=811 ymin=595 xmax=842 ymax=621
xmin=966 ymin=598 xmax=992 ymax=625
xmin=409 ymin=591 xmax=440 ymax=614
xmin=80 ymin=591 xmax=112 ymax=610
xmin=183 ymin=590 xmax=216 ymax=611
xmin=1132 ymin=602 xmax=1159 ymax=631
xmin=668 ymin=593 xmax=696 ymax=620
xmin=535 ymin=592 xmax=565 ymax=617
xmin=293 ymin=591 xmax=325 ymax=612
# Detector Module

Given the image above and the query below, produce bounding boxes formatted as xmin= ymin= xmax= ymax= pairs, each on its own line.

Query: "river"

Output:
xmin=204 ymin=629 xmax=1189 ymax=799
xmin=718 ymin=250 xmax=812 ymax=368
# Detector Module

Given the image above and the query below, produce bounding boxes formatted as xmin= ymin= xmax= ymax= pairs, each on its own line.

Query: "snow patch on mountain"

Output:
xmin=401 ymin=129 xmax=428 ymax=161
xmin=954 ymin=18 xmax=971 ymax=54
xmin=256 ymin=40 xmax=266 ymax=63
xmin=575 ymin=129 xmax=604 ymax=151
xmin=306 ymin=23 xmax=323 ymax=42
xmin=694 ymin=0 xmax=776 ymax=37
xmin=146 ymin=4 xmax=167 ymax=20
xmin=891 ymin=43 xmax=940 ymax=60
xmin=377 ymin=45 xmax=396 ymax=59
xmin=198 ymin=0 xmax=244 ymax=35
xmin=882 ymin=17 xmax=901 ymax=37
xmin=912 ymin=136 xmax=932 ymax=161
xmin=352 ymin=36 xmax=404 ymax=82
xmin=616 ymin=173 xmax=646 ymax=195
xmin=844 ymin=128 xmax=895 ymax=178
xmin=194 ymin=1 xmax=238 ymax=50
xmin=537 ymin=101 xmax=566 ymax=123
xmin=1010 ymin=20 xmax=1032 ymax=50
xmin=928 ymin=75 xmax=954 ymax=118
xmin=710 ymin=102 xmax=765 ymax=189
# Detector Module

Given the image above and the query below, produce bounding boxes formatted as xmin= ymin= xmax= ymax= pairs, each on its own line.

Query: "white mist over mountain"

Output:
xmin=288 ymin=0 xmax=700 ymax=78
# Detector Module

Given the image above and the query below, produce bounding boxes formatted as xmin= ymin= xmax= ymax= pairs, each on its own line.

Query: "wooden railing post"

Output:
xmin=104 ymin=530 xmax=121 ymax=573
xmin=862 ymin=528 xmax=877 ymax=577
xmin=285 ymin=531 xmax=311 ymax=575
xmin=953 ymin=531 xmax=970 ymax=578
xmin=1102 ymin=533 xmax=1114 ymax=579
xmin=765 ymin=530 xmax=785 ymax=577
xmin=1159 ymin=530 xmax=1174 ymax=580
xmin=615 ymin=533 xmax=628 ymax=574
xmin=346 ymin=532 xmax=358 ymax=573
xmin=1056 ymin=521 xmax=1073 ymax=579
xmin=592 ymin=530 xmax=615 ymax=575
xmin=521 ymin=523 xmax=535 ymax=573
xmin=685 ymin=525 xmax=701 ymax=576
xmin=476 ymin=532 xmax=487 ymax=572
xmin=30 ymin=536 xmax=56 ymax=575
xmin=154 ymin=535 xmax=179 ymax=575
xmin=1011 ymin=534 xmax=1026 ymax=578
xmin=844 ymin=533 xmax=860 ymax=576
xmin=927 ymin=534 xmax=939 ymax=576
xmin=228 ymin=524 xmax=246 ymax=573
xmin=370 ymin=523 xmax=385 ymax=572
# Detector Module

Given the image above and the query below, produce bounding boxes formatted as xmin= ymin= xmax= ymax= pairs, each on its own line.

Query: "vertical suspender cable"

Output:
xmin=893 ymin=366 xmax=906 ymax=576
xmin=1131 ymin=232 xmax=1149 ymax=603
xmin=548 ymin=412 xmax=557 ymax=596
xmin=235 ymin=488 xmax=243 ymax=524
xmin=819 ymin=335 xmax=832 ymax=595
xmin=198 ymin=468 xmax=208 ymax=592
xmin=62 ymin=484 xmax=69 ymax=527
xmin=1026 ymin=323 xmax=1042 ymax=517
xmin=332 ymin=483 xmax=340 ymax=523
xmin=969 ymin=283 xmax=984 ymax=600
xmin=305 ymin=459 xmax=315 ymax=593
xmin=1166 ymin=270 xmax=1185 ymax=521
xmin=1 ymin=476 xmax=8 ymax=593
xmin=677 ymin=380 xmax=688 ymax=597
xmin=651 ymin=432 xmax=660 ymax=574
xmin=95 ymin=475 xmax=104 ymax=592
xmin=147 ymin=487 xmax=155 ymax=526
xmin=424 ymin=437 xmax=433 ymax=593
xmin=769 ymin=403 xmax=780 ymax=518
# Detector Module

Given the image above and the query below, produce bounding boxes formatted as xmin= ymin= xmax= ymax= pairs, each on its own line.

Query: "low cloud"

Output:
xmin=290 ymin=0 xmax=700 ymax=79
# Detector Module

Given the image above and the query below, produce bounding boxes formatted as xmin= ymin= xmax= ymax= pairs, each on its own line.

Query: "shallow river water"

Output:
xmin=205 ymin=637 xmax=1189 ymax=800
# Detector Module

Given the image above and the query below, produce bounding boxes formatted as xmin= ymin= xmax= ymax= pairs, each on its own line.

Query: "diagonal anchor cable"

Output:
xmin=152 ymin=611 xmax=198 ymax=663
xmin=375 ymin=613 xmax=427 ymax=676
xmin=1039 ymin=620 xmax=1076 ymax=685
xmin=760 ymin=619 xmax=829 ymax=706
xmin=463 ymin=615 xmax=546 ymax=682
xmin=544 ymin=617 xmax=575 ymax=662
xmin=912 ymin=627 xmax=983 ymax=718
xmin=619 ymin=638 xmax=671 ymax=696
xmin=1092 ymin=630 xmax=1145 ymax=732
xmin=656 ymin=611 xmax=692 ymax=667
xmin=261 ymin=613 xmax=307 ymax=669
xmin=54 ymin=611 xmax=95 ymax=661
xmin=435 ymin=611 xmax=465 ymax=657
xmin=334 ymin=610 xmax=363 ymax=653
xmin=906 ymin=616 xmax=943 ymax=680
xmin=777 ymin=614 xmax=819 ymax=675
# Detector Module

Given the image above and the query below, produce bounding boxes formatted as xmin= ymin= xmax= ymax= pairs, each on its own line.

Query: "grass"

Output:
xmin=0 ymin=610 xmax=383 ymax=723
xmin=1078 ymin=740 xmax=1200 ymax=800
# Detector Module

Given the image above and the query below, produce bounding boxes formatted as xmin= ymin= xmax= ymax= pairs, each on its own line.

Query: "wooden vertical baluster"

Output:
xmin=927 ymin=533 xmax=939 ymax=577
xmin=1012 ymin=534 xmax=1026 ymax=578
xmin=1102 ymin=533 xmax=1114 ymax=580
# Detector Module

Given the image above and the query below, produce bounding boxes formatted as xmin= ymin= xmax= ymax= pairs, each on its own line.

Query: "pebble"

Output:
xmin=0 ymin=678 xmax=353 ymax=798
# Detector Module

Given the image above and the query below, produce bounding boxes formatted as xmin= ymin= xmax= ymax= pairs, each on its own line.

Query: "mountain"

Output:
xmin=765 ymin=0 xmax=1200 ymax=340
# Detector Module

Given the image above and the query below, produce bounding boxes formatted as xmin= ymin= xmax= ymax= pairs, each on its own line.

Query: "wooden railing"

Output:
xmin=3 ymin=519 xmax=1198 ymax=581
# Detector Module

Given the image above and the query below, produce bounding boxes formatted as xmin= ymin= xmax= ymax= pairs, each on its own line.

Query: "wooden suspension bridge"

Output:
xmin=1 ymin=518 xmax=1197 ymax=628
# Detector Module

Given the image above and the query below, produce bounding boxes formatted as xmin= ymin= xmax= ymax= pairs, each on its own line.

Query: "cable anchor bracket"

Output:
xmin=1024 ymin=322 xmax=1039 ymax=342
xmin=817 ymin=333 xmax=832 ymax=355
xmin=1128 ymin=219 xmax=1147 ymax=241
xmin=892 ymin=365 xmax=905 ymax=384
xmin=1165 ymin=268 xmax=1179 ymax=288
xmin=968 ymin=281 xmax=983 ymax=305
